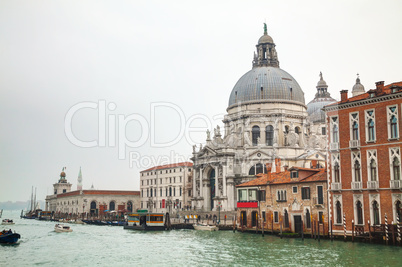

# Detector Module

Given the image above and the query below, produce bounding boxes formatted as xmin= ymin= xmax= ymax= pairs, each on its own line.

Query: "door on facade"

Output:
xmin=241 ymin=211 xmax=247 ymax=227
xmin=251 ymin=211 xmax=258 ymax=227
xmin=294 ymin=215 xmax=302 ymax=234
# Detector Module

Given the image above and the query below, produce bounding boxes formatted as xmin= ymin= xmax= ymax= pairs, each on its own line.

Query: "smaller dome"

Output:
xmin=258 ymin=33 xmax=274 ymax=44
xmin=352 ymin=76 xmax=365 ymax=97
xmin=317 ymin=72 xmax=328 ymax=88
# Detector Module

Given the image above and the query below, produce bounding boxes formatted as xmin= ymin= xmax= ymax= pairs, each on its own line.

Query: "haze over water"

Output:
xmin=1 ymin=210 xmax=401 ymax=266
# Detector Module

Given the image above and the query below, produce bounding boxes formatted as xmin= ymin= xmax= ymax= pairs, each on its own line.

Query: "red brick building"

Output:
xmin=236 ymin=167 xmax=328 ymax=234
xmin=324 ymin=81 xmax=402 ymax=236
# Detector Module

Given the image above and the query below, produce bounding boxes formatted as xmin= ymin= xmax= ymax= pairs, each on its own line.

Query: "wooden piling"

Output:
xmin=385 ymin=213 xmax=389 ymax=245
xmin=262 ymin=219 xmax=265 ymax=237
xmin=368 ymin=220 xmax=372 ymax=243
xmin=392 ymin=221 xmax=395 ymax=245
xmin=343 ymin=213 xmax=346 ymax=242
xmin=330 ymin=219 xmax=333 ymax=241
xmin=318 ymin=221 xmax=320 ymax=242
xmin=352 ymin=220 xmax=355 ymax=242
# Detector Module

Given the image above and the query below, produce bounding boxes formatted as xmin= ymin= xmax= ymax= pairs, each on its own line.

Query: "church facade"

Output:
xmin=191 ymin=25 xmax=336 ymax=212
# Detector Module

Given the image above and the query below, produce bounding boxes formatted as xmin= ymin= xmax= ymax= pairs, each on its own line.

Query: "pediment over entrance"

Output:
xmin=248 ymin=149 xmax=273 ymax=159
xmin=197 ymin=146 xmax=218 ymax=158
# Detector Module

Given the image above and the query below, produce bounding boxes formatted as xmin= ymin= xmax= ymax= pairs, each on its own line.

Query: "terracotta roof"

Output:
xmin=56 ymin=190 xmax=140 ymax=198
xmin=141 ymin=162 xmax=193 ymax=172
xmin=326 ymin=81 xmax=402 ymax=107
xmin=237 ymin=168 xmax=327 ymax=187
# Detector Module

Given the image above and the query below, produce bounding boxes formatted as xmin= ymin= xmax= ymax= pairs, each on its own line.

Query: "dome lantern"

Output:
xmin=253 ymin=23 xmax=279 ymax=68
xmin=352 ymin=74 xmax=365 ymax=97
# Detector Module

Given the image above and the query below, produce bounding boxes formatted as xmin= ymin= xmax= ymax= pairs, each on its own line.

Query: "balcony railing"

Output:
xmin=331 ymin=182 xmax=342 ymax=191
xmin=367 ymin=180 xmax=379 ymax=190
xmin=390 ymin=180 xmax=401 ymax=189
xmin=330 ymin=142 xmax=339 ymax=151
xmin=349 ymin=139 xmax=360 ymax=149
xmin=313 ymin=197 xmax=324 ymax=205
xmin=351 ymin=181 xmax=363 ymax=190
xmin=276 ymin=199 xmax=287 ymax=202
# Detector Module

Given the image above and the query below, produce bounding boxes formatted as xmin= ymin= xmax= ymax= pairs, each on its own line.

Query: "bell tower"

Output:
xmin=253 ymin=23 xmax=279 ymax=68
xmin=77 ymin=167 xmax=83 ymax=191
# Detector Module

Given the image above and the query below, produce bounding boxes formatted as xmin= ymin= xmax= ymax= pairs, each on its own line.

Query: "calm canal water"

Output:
xmin=1 ymin=210 xmax=401 ymax=266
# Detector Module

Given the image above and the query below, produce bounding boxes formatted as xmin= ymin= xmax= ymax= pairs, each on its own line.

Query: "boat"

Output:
xmin=124 ymin=210 xmax=169 ymax=231
xmin=54 ymin=224 xmax=73 ymax=233
xmin=193 ymin=223 xmax=219 ymax=231
xmin=1 ymin=219 xmax=15 ymax=225
xmin=0 ymin=229 xmax=21 ymax=244
xmin=38 ymin=211 xmax=52 ymax=221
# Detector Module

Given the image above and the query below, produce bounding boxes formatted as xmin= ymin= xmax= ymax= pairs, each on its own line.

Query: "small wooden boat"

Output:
xmin=54 ymin=224 xmax=73 ymax=233
xmin=193 ymin=223 xmax=219 ymax=231
xmin=0 ymin=229 xmax=21 ymax=244
xmin=1 ymin=219 xmax=15 ymax=225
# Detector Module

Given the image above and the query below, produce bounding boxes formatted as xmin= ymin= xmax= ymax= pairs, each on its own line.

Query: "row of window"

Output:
xmin=250 ymin=125 xmax=301 ymax=146
xmin=333 ymin=198 xmax=401 ymax=226
xmin=141 ymin=200 xmax=182 ymax=209
xmin=141 ymin=176 xmax=183 ymax=186
xmin=330 ymin=105 xmax=400 ymax=145
xmin=142 ymin=187 xmax=182 ymax=198
xmin=331 ymin=147 xmax=401 ymax=185
xmin=142 ymin=168 xmax=192 ymax=176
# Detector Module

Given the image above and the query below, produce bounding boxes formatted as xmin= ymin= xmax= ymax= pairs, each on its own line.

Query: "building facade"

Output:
xmin=139 ymin=162 xmax=193 ymax=213
xmin=324 ymin=81 xmax=402 ymax=235
xmin=236 ymin=167 xmax=328 ymax=234
xmin=191 ymin=25 xmax=327 ymax=212
xmin=45 ymin=169 xmax=140 ymax=216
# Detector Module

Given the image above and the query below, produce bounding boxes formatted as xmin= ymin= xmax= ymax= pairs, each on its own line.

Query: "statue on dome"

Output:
xmin=264 ymin=23 xmax=267 ymax=34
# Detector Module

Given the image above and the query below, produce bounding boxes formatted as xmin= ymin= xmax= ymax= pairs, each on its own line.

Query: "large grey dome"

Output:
xmin=228 ymin=67 xmax=305 ymax=107
xmin=307 ymin=98 xmax=336 ymax=123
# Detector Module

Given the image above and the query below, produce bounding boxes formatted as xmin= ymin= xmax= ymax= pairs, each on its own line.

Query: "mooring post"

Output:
xmin=318 ymin=221 xmax=320 ymax=242
xmin=385 ymin=213 xmax=389 ymax=245
xmin=280 ymin=219 xmax=283 ymax=239
xmin=256 ymin=213 xmax=258 ymax=234
xmin=392 ymin=221 xmax=395 ymax=245
xmin=301 ymin=215 xmax=304 ymax=241
xmin=397 ymin=216 xmax=401 ymax=246
xmin=330 ymin=219 xmax=333 ymax=241
xmin=352 ymin=220 xmax=355 ymax=242
xmin=343 ymin=213 xmax=346 ymax=242
xmin=368 ymin=220 xmax=372 ymax=243
xmin=262 ymin=219 xmax=265 ymax=237
xmin=271 ymin=213 xmax=274 ymax=234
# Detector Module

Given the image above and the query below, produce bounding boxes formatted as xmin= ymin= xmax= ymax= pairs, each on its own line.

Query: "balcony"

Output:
xmin=331 ymin=182 xmax=342 ymax=191
xmin=330 ymin=142 xmax=339 ymax=151
xmin=367 ymin=180 xmax=379 ymax=190
xmin=351 ymin=181 xmax=363 ymax=190
xmin=276 ymin=199 xmax=287 ymax=203
xmin=390 ymin=180 xmax=402 ymax=189
xmin=349 ymin=139 xmax=360 ymax=149
xmin=313 ymin=197 xmax=324 ymax=206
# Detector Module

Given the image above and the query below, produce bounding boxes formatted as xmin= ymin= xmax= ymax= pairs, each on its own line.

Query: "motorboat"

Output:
xmin=1 ymin=219 xmax=15 ymax=225
xmin=193 ymin=223 xmax=219 ymax=231
xmin=54 ymin=224 xmax=73 ymax=233
xmin=0 ymin=229 xmax=21 ymax=244
xmin=124 ymin=210 xmax=169 ymax=231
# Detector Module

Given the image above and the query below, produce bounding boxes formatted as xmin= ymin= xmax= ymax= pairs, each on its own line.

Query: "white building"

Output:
xmin=45 ymin=168 xmax=140 ymax=216
xmin=191 ymin=24 xmax=329 ymax=212
xmin=140 ymin=162 xmax=193 ymax=213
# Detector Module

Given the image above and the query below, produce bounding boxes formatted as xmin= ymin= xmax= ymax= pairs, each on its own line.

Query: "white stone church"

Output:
xmin=191 ymin=24 xmax=337 ymax=212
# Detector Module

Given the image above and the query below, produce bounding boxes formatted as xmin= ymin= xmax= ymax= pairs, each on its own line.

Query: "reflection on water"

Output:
xmin=0 ymin=210 xmax=401 ymax=266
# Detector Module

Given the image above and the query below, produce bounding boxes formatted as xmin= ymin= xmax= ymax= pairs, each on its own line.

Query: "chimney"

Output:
xmin=376 ymin=81 xmax=385 ymax=94
xmin=340 ymin=90 xmax=348 ymax=102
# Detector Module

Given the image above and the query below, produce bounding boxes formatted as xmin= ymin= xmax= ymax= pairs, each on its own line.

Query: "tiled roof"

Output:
xmin=237 ymin=168 xmax=327 ymax=187
xmin=326 ymin=81 xmax=402 ymax=107
xmin=141 ymin=162 xmax=193 ymax=173
xmin=56 ymin=190 xmax=140 ymax=198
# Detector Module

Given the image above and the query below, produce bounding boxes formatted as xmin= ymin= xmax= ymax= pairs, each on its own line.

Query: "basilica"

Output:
xmin=190 ymin=25 xmax=337 ymax=212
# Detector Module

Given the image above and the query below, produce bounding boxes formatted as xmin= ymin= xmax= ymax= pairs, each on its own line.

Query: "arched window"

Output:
xmin=390 ymin=115 xmax=398 ymax=139
xmin=354 ymin=160 xmax=361 ymax=182
xmin=352 ymin=121 xmax=359 ymax=140
xmin=370 ymin=159 xmax=377 ymax=181
xmin=356 ymin=201 xmax=363 ymax=225
xmin=336 ymin=201 xmax=342 ymax=224
xmin=252 ymin=126 xmax=260 ymax=146
xmin=249 ymin=163 xmax=267 ymax=175
xmin=150 ymin=189 xmax=153 ymax=197
xmin=284 ymin=209 xmax=289 ymax=228
xmin=169 ymin=187 xmax=172 ymax=197
xmin=332 ymin=124 xmax=339 ymax=143
xmin=90 ymin=201 xmax=96 ymax=210
xmin=368 ymin=119 xmax=375 ymax=141
xmin=127 ymin=201 xmax=133 ymax=212
xmin=372 ymin=200 xmax=380 ymax=225
xmin=277 ymin=191 xmax=280 ymax=201
xmin=266 ymin=125 xmax=274 ymax=146
xmin=393 ymin=157 xmax=401 ymax=180
xmin=334 ymin=162 xmax=340 ymax=183
xmin=109 ymin=201 xmax=115 ymax=211
xmin=255 ymin=163 xmax=264 ymax=174
xmin=280 ymin=191 xmax=284 ymax=200
xmin=396 ymin=200 xmax=401 ymax=221
xmin=305 ymin=209 xmax=311 ymax=228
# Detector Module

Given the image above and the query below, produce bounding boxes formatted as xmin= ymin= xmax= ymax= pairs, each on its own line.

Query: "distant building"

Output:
xmin=139 ymin=162 xmax=193 ymax=213
xmin=45 ymin=168 xmax=140 ymax=216
xmin=324 ymin=80 xmax=402 ymax=236
xmin=236 ymin=167 xmax=328 ymax=234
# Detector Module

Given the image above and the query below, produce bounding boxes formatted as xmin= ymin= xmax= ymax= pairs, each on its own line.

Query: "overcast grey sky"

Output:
xmin=1 ymin=0 xmax=401 ymax=202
